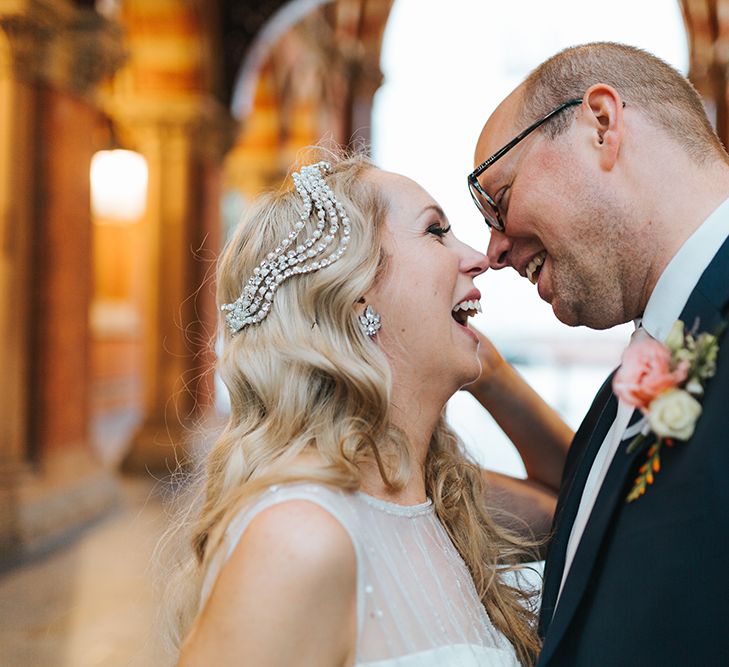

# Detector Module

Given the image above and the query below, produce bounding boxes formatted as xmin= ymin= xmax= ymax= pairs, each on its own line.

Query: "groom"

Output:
xmin=470 ymin=43 xmax=729 ymax=665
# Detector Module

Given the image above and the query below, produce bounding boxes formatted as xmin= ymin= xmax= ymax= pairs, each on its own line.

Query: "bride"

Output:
xmin=171 ymin=154 xmax=571 ymax=666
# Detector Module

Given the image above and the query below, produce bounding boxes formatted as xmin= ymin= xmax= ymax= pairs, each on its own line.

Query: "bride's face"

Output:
xmin=365 ymin=170 xmax=488 ymax=396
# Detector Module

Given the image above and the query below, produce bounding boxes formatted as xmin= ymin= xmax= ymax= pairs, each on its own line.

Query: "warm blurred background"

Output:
xmin=0 ymin=1 xmax=726 ymax=665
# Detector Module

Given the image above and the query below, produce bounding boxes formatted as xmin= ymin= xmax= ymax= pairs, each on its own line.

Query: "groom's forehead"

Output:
xmin=474 ymin=88 xmax=525 ymax=163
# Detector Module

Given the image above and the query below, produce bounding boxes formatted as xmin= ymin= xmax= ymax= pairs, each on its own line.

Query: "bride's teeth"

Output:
xmin=452 ymin=299 xmax=482 ymax=316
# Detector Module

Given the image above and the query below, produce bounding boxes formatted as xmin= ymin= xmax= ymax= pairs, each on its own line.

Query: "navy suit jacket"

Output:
xmin=537 ymin=235 xmax=729 ymax=666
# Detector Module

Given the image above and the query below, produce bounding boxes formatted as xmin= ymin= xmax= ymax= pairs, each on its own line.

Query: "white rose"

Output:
xmin=648 ymin=388 xmax=702 ymax=440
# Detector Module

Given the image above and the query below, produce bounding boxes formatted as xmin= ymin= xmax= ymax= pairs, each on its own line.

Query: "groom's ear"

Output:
xmin=581 ymin=84 xmax=624 ymax=172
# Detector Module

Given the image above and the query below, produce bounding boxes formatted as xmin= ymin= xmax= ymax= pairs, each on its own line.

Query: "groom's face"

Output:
xmin=473 ymin=88 xmax=636 ymax=329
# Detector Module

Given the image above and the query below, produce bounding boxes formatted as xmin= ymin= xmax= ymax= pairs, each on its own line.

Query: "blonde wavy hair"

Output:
xmin=164 ymin=152 xmax=540 ymax=665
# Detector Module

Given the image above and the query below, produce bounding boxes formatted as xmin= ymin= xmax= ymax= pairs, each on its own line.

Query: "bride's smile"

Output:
xmin=363 ymin=170 xmax=488 ymax=397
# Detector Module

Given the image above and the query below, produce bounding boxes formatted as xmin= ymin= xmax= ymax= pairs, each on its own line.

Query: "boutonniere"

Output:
xmin=613 ymin=319 xmax=721 ymax=502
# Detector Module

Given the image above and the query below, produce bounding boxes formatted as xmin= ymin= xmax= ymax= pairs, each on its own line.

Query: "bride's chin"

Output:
xmin=451 ymin=358 xmax=482 ymax=390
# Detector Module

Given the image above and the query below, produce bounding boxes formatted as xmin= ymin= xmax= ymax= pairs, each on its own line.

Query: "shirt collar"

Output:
xmin=642 ymin=195 xmax=729 ymax=341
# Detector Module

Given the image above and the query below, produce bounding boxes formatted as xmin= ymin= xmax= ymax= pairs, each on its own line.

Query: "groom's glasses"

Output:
xmin=468 ymin=98 xmax=583 ymax=232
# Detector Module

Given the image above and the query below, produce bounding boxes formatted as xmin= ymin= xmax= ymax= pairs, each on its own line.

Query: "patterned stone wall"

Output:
xmin=223 ymin=0 xmax=394 ymax=203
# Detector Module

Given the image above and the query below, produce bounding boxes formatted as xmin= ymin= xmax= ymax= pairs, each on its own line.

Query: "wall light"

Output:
xmin=90 ymin=149 xmax=148 ymax=222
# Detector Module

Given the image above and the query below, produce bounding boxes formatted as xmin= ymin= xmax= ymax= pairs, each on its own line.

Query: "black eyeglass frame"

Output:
xmin=468 ymin=98 xmax=583 ymax=231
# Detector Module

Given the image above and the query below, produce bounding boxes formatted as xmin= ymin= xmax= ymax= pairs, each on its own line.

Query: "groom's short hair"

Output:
xmin=520 ymin=41 xmax=728 ymax=165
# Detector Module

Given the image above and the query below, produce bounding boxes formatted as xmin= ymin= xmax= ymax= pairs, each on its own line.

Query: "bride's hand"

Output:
xmin=464 ymin=326 xmax=507 ymax=398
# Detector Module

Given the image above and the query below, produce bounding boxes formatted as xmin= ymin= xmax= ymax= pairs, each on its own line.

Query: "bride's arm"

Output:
xmin=480 ymin=471 xmax=561 ymax=547
xmin=178 ymin=501 xmax=357 ymax=667
xmin=465 ymin=328 xmax=573 ymax=540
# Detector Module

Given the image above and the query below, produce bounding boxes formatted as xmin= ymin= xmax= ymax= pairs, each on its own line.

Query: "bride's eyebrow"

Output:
xmin=418 ymin=204 xmax=447 ymax=222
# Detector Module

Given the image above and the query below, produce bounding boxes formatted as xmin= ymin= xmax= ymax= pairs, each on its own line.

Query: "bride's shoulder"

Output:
xmin=224 ymin=482 xmax=357 ymax=544
xmin=184 ymin=497 xmax=357 ymax=665
xmin=219 ymin=486 xmax=358 ymax=594
xmin=202 ymin=483 xmax=359 ymax=596
xmin=237 ymin=495 xmax=356 ymax=569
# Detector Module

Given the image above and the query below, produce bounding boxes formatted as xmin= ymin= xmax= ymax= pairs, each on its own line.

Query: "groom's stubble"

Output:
xmin=544 ymin=180 xmax=645 ymax=330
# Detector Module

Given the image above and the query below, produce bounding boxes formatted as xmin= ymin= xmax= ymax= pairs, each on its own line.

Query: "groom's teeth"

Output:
xmin=526 ymin=252 xmax=546 ymax=285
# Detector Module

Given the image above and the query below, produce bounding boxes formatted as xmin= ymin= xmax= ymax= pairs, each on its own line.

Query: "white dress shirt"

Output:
xmin=557 ymin=195 xmax=729 ymax=604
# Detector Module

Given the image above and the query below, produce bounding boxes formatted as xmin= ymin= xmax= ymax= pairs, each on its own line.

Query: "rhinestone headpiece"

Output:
xmin=221 ymin=161 xmax=351 ymax=334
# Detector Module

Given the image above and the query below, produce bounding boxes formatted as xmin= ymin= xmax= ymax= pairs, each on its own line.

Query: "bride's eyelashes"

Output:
xmin=427 ymin=222 xmax=451 ymax=239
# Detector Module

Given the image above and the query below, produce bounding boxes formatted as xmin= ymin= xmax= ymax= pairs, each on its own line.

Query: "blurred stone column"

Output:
xmin=337 ymin=0 xmax=392 ymax=148
xmin=681 ymin=0 xmax=729 ymax=148
xmin=0 ymin=9 xmax=41 ymax=562
xmin=117 ymin=101 xmax=234 ymax=473
xmin=0 ymin=0 xmax=124 ymax=565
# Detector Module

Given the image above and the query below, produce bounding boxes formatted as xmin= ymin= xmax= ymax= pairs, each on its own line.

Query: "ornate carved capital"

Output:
xmin=58 ymin=11 xmax=127 ymax=96
xmin=0 ymin=11 xmax=53 ymax=81
xmin=194 ymin=101 xmax=239 ymax=163
xmin=109 ymin=98 xmax=237 ymax=166
xmin=351 ymin=54 xmax=384 ymax=96
xmin=0 ymin=0 xmax=126 ymax=96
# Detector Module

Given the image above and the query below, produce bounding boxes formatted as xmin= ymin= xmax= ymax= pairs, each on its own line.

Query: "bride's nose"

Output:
xmin=459 ymin=244 xmax=488 ymax=277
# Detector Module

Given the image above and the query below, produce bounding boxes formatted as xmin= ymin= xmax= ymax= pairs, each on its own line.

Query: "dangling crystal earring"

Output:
xmin=358 ymin=305 xmax=381 ymax=338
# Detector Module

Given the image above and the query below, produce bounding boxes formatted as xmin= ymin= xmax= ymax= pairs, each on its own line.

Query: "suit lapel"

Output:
xmin=539 ymin=233 xmax=729 ymax=665
xmin=539 ymin=424 xmax=652 ymax=663
xmin=538 ymin=376 xmax=617 ymax=636
xmin=680 ymin=233 xmax=729 ymax=329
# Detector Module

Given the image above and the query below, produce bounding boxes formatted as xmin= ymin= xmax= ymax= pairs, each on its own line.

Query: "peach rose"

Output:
xmin=613 ymin=338 xmax=689 ymax=410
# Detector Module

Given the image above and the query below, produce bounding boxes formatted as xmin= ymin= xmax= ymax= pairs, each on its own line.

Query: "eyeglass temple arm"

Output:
xmin=470 ymin=98 xmax=583 ymax=179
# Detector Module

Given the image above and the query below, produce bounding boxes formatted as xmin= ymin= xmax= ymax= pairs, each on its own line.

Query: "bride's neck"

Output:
xmin=359 ymin=381 xmax=444 ymax=505
xmin=288 ymin=383 xmax=446 ymax=505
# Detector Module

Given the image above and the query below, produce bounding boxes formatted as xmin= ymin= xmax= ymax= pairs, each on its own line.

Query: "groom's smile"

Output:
xmin=524 ymin=250 xmax=547 ymax=285
xmin=519 ymin=247 xmax=554 ymax=304
xmin=510 ymin=246 xmax=551 ymax=296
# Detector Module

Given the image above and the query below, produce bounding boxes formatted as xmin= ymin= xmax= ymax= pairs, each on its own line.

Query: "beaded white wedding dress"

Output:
xmin=201 ymin=483 xmax=523 ymax=666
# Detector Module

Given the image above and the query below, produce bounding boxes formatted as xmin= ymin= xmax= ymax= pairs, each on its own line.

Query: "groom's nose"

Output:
xmin=486 ymin=229 xmax=512 ymax=270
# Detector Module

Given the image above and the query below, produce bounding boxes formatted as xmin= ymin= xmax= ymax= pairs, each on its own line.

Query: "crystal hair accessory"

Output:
xmin=358 ymin=305 xmax=381 ymax=337
xmin=221 ymin=161 xmax=351 ymax=334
